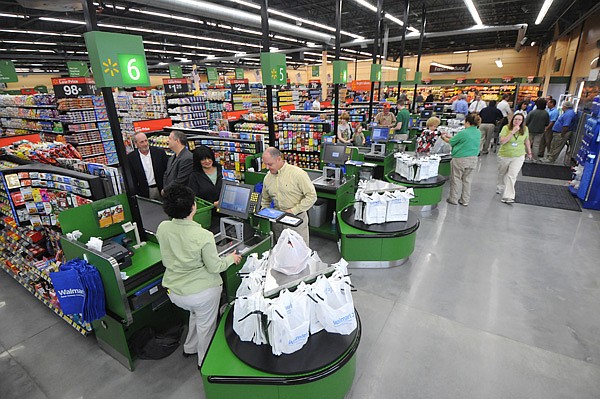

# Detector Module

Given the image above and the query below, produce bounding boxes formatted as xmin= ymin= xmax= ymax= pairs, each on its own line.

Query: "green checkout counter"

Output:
xmin=386 ymin=172 xmax=446 ymax=212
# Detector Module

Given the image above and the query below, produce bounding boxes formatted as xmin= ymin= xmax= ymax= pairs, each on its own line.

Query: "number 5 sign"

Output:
xmin=84 ymin=31 xmax=150 ymax=88
xmin=260 ymin=52 xmax=286 ymax=86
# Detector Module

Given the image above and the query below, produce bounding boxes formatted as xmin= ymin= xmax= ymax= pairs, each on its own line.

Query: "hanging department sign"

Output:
xmin=332 ymin=61 xmax=348 ymax=84
xmin=370 ymin=64 xmax=382 ymax=82
xmin=0 ymin=60 xmax=18 ymax=83
xmin=67 ymin=61 xmax=89 ymax=77
xmin=84 ymin=31 xmax=150 ymax=88
xmin=312 ymin=65 xmax=320 ymax=77
xmin=206 ymin=67 xmax=218 ymax=83
xmin=235 ymin=68 xmax=245 ymax=79
xmin=429 ymin=63 xmax=472 ymax=74
xmin=260 ymin=52 xmax=286 ymax=86
xmin=169 ymin=64 xmax=183 ymax=79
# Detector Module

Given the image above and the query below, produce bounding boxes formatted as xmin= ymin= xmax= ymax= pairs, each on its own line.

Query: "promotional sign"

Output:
xmin=67 ymin=61 xmax=89 ymax=77
xmin=429 ymin=63 xmax=472 ymax=74
xmin=231 ymin=78 xmax=249 ymax=94
xmin=0 ymin=60 xmax=18 ymax=83
xmin=84 ymin=31 xmax=150 ymax=88
xmin=474 ymin=78 xmax=491 ymax=84
xmin=162 ymin=78 xmax=190 ymax=94
xmin=308 ymin=79 xmax=321 ymax=89
xmin=312 ymin=65 xmax=320 ymax=77
xmin=51 ymin=77 xmax=96 ymax=98
xmin=332 ymin=61 xmax=348 ymax=84
xmin=133 ymin=118 xmax=172 ymax=133
xmin=169 ymin=64 xmax=183 ymax=79
xmin=206 ymin=67 xmax=218 ymax=83
xmin=526 ymin=76 xmax=535 ymax=83
xmin=455 ymin=77 xmax=466 ymax=84
xmin=396 ymin=67 xmax=407 ymax=83
xmin=351 ymin=80 xmax=372 ymax=91
xmin=235 ymin=68 xmax=245 ymax=79
xmin=222 ymin=110 xmax=249 ymax=121
xmin=260 ymin=52 xmax=286 ymax=86
xmin=422 ymin=78 xmax=432 ymax=85
xmin=370 ymin=64 xmax=382 ymax=82
xmin=502 ymin=76 xmax=514 ymax=83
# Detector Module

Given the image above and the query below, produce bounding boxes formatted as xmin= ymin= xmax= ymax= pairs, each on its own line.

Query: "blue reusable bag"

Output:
xmin=49 ymin=268 xmax=86 ymax=315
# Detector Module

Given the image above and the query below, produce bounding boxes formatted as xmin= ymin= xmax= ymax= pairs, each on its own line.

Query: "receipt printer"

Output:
xmin=102 ymin=240 xmax=133 ymax=270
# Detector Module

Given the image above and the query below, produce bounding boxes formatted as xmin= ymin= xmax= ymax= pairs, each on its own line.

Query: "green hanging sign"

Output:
xmin=332 ymin=61 xmax=348 ymax=84
xmin=235 ymin=68 xmax=245 ymax=79
xmin=312 ymin=65 xmax=320 ymax=77
xmin=84 ymin=31 xmax=150 ymax=88
xmin=169 ymin=64 xmax=183 ymax=78
xmin=67 ymin=61 xmax=89 ymax=77
xmin=260 ymin=52 xmax=286 ymax=86
xmin=0 ymin=60 xmax=18 ymax=83
xmin=206 ymin=67 xmax=218 ymax=83
xmin=396 ymin=67 xmax=407 ymax=83
xmin=370 ymin=64 xmax=382 ymax=82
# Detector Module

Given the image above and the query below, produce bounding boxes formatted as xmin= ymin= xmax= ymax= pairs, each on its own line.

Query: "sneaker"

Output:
xmin=501 ymin=198 xmax=514 ymax=204
xmin=446 ymin=199 xmax=458 ymax=205
xmin=458 ymin=200 xmax=468 ymax=206
xmin=496 ymin=187 xmax=504 ymax=194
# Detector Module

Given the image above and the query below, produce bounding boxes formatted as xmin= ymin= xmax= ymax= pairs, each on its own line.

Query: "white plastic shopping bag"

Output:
xmin=296 ymin=281 xmax=324 ymax=334
xmin=267 ymin=289 xmax=311 ymax=355
xmin=270 ymin=229 xmax=311 ymax=275
xmin=385 ymin=189 xmax=411 ymax=222
xmin=363 ymin=192 xmax=387 ymax=224
xmin=233 ymin=291 xmax=269 ymax=345
xmin=313 ymin=273 xmax=357 ymax=335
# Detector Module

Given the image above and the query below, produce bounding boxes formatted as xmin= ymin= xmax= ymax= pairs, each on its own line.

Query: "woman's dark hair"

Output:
xmin=193 ymin=145 xmax=216 ymax=172
xmin=508 ymin=113 xmax=526 ymax=136
xmin=162 ymin=184 xmax=196 ymax=219
xmin=465 ymin=113 xmax=481 ymax=127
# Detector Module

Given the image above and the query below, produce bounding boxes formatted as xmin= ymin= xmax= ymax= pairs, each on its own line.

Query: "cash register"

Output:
xmin=312 ymin=143 xmax=351 ymax=187
xmin=367 ymin=127 xmax=390 ymax=156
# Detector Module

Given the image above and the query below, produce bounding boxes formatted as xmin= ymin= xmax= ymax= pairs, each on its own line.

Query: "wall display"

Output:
xmin=167 ymin=95 xmax=209 ymax=130
xmin=0 ymin=94 xmax=62 ymax=138
xmin=114 ymin=89 xmax=168 ymax=150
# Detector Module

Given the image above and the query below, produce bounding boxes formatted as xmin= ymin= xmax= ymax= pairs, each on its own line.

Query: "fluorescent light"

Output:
xmin=384 ymin=13 xmax=404 ymax=26
xmin=229 ymin=0 xmax=261 ymax=10
xmin=0 ymin=12 xmax=26 ymax=19
xmin=463 ymin=0 xmax=483 ymax=26
xmin=408 ymin=27 xmax=420 ymax=33
xmin=235 ymin=27 xmax=262 ymax=36
xmin=495 ymin=58 xmax=503 ymax=68
xmin=235 ymin=52 xmax=247 ymax=57
xmin=453 ymin=50 xmax=478 ymax=54
xmin=158 ymin=62 xmax=168 ymax=66
xmin=128 ymin=8 xmax=204 ymax=24
xmin=590 ymin=57 xmax=599 ymax=67
xmin=535 ymin=0 xmax=554 ymax=25
xmin=430 ymin=62 xmax=455 ymax=70
xmin=39 ymin=17 xmax=85 ymax=25
xmin=3 ymin=40 xmax=58 ymax=46
xmin=339 ymin=56 xmax=355 ymax=61
xmin=274 ymin=35 xmax=300 ymax=43
xmin=355 ymin=0 xmax=377 ymax=12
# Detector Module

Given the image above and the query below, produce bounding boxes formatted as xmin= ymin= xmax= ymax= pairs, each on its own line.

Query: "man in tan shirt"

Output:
xmin=374 ymin=103 xmax=396 ymax=127
xmin=260 ymin=147 xmax=317 ymax=246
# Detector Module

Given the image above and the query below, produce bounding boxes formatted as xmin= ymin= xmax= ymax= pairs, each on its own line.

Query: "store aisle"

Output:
xmin=1 ymin=154 xmax=599 ymax=399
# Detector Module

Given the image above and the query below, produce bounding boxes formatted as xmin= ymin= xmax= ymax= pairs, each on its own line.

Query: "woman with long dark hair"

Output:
xmin=497 ymin=113 xmax=532 ymax=204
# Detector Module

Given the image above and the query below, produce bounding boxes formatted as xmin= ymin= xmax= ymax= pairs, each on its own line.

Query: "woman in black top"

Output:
xmin=188 ymin=145 xmax=223 ymax=206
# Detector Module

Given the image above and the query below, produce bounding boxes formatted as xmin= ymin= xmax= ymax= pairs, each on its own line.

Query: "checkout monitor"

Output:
xmin=322 ymin=143 xmax=350 ymax=165
xmin=216 ymin=181 xmax=254 ymax=219
xmin=371 ymin=127 xmax=390 ymax=142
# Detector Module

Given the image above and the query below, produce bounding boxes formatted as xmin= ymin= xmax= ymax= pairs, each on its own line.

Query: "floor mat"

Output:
xmin=514 ymin=181 xmax=581 ymax=212
xmin=521 ymin=163 xmax=573 ymax=180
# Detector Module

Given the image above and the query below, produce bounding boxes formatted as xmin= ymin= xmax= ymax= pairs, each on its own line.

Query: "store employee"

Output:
xmin=260 ymin=147 xmax=317 ymax=246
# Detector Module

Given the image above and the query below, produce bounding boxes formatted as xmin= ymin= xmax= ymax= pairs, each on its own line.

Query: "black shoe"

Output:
xmin=183 ymin=351 xmax=196 ymax=358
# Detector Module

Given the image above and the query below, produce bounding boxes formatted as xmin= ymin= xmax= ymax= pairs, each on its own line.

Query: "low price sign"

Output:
xmin=51 ymin=77 xmax=96 ymax=98
xmin=231 ymin=79 xmax=249 ymax=93
xmin=163 ymin=78 xmax=190 ymax=94
xmin=84 ymin=31 xmax=150 ymax=88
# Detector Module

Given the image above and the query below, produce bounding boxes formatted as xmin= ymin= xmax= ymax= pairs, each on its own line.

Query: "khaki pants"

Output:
xmin=528 ymin=132 xmax=542 ymax=160
xmin=271 ymin=211 xmax=310 ymax=247
xmin=497 ymin=155 xmax=525 ymax=200
xmin=537 ymin=130 xmax=554 ymax=158
xmin=547 ymin=131 xmax=573 ymax=163
xmin=448 ymin=157 xmax=478 ymax=204
xmin=479 ymin=123 xmax=495 ymax=153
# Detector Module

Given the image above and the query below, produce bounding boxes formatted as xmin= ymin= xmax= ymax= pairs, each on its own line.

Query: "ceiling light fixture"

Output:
xmin=0 ymin=12 xmax=26 ymax=19
xmin=39 ymin=17 xmax=85 ymax=25
xmin=535 ymin=0 xmax=554 ymax=25
xmin=0 ymin=29 xmax=80 ymax=37
xmin=430 ymin=62 xmax=455 ymax=70
xmin=453 ymin=50 xmax=478 ymax=54
xmin=495 ymin=58 xmax=503 ymax=68
xmin=354 ymin=0 xmax=377 ymax=12
xmin=463 ymin=0 xmax=483 ymax=26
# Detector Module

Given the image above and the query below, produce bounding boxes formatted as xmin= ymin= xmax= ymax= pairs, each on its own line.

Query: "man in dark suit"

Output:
xmin=127 ymin=132 xmax=169 ymax=200
xmin=162 ymin=130 xmax=193 ymax=195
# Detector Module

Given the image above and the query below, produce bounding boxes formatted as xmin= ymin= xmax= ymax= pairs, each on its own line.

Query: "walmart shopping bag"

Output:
xmin=269 ymin=229 xmax=311 ymax=275
xmin=313 ymin=273 xmax=357 ymax=335
xmin=267 ymin=289 xmax=311 ymax=355
xmin=233 ymin=291 xmax=269 ymax=345
xmin=50 ymin=268 xmax=86 ymax=315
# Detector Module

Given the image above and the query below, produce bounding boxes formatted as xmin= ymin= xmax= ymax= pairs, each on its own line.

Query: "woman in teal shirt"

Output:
xmin=497 ymin=113 xmax=532 ymax=204
xmin=440 ymin=113 xmax=482 ymax=206
xmin=157 ymin=184 xmax=242 ymax=367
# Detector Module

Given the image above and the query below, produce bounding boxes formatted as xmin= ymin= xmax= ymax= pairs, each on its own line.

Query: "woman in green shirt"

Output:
xmin=497 ymin=113 xmax=532 ymax=204
xmin=440 ymin=113 xmax=482 ymax=206
xmin=156 ymin=184 xmax=242 ymax=367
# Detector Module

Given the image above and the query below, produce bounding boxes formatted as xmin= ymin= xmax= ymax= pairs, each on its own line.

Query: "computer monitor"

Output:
xmin=420 ymin=110 xmax=433 ymax=120
xmin=321 ymin=143 xmax=350 ymax=165
xmin=216 ymin=181 xmax=254 ymax=219
xmin=371 ymin=127 xmax=390 ymax=142
xmin=433 ymin=105 xmax=444 ymax=113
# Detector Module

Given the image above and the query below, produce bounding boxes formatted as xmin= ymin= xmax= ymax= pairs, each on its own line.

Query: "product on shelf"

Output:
xmin=0 ymin=94 xmax=61 ymax=138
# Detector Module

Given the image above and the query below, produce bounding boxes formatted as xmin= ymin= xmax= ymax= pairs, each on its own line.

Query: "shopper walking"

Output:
xmin=440 ymin=113 xmax=481 ymax=206
xmin=525 ymin=99 xmax=549 ymax=160
xmin=541 ymin=100 xmax=578 ymax=164
xmin=538 ymin=98 xmax=559 ymax=158
xmin=156 ymin=184 xmax=242 ymax=367
xmin=497 ymin=114 xmax=532 ymax=204
xmin=478 ymin=100 xmax=504 ymax=155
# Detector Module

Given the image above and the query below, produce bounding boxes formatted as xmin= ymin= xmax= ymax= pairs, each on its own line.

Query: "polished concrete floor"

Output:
xmin=1 ymin=154 xmax=600 ymax=399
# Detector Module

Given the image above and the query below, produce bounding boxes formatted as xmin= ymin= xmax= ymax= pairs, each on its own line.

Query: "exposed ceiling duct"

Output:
xmin=126 ymin=0 xmax=335 ymax=44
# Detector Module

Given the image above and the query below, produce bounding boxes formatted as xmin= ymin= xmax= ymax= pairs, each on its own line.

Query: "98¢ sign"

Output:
xmin=51 ymin=77 xmax=97 ymax=99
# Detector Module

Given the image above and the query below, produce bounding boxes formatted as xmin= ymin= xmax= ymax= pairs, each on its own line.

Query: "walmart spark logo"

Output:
xmin=271 ymin=68 xmax=278 ymax=80
xmin=102 ymin=58 xmax=119 ymax=77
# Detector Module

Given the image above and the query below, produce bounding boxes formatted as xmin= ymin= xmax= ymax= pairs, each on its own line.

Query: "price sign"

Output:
xmin=260 ymin=52 xmax=286 ymax=86
xmin=84 ymin=31 xmax=150 ymax=88
xmin=455 ymin=77 xmax=466 ymax=84
xmin=308 ymin=79 xmax=321 ymax=89
xmin=163 ymin=78 xmax=190 ymax=94
xmin=51 ymin=77 xmax=96 ymax=98
xmin=231 ymin=78 xmax=249 ymax=93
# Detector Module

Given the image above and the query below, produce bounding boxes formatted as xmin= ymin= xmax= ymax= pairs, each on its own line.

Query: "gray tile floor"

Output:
xmin=2 ymin=154 xmax=600 ymax=399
